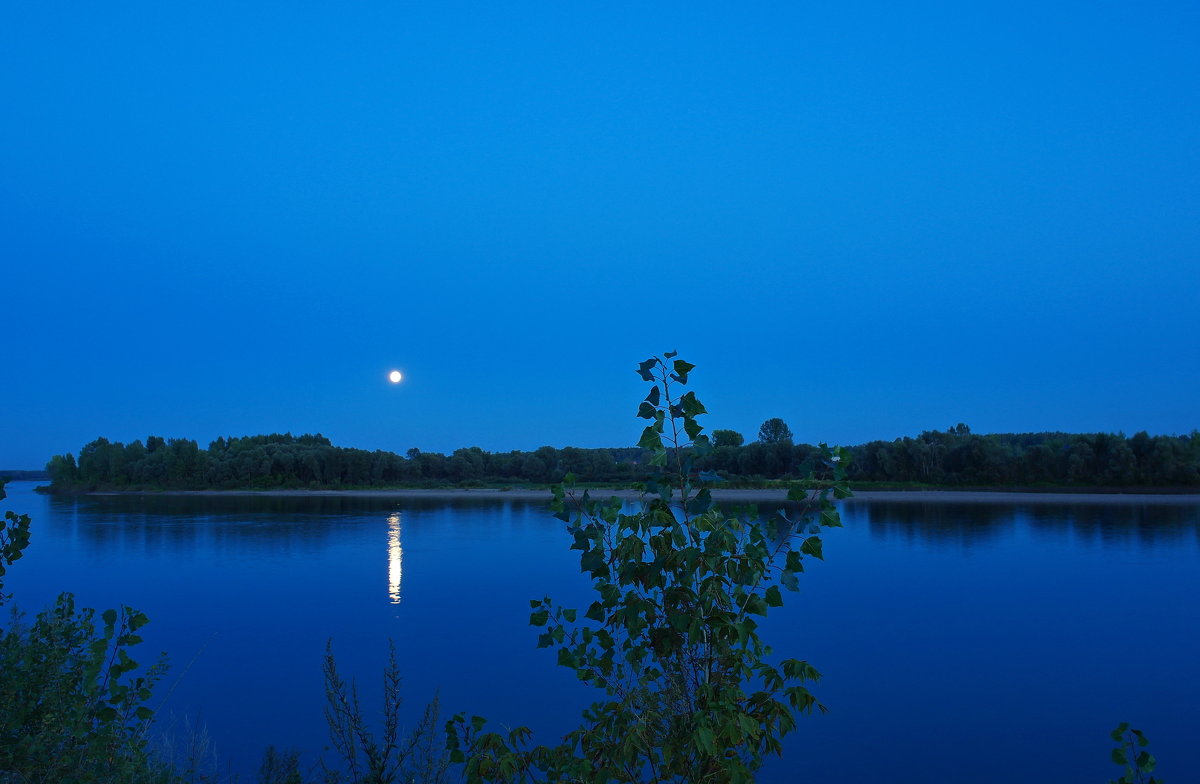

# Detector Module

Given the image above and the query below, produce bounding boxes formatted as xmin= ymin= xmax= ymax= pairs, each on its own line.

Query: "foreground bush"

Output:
xmin=0 ymin=483 xmax=171 ymax=784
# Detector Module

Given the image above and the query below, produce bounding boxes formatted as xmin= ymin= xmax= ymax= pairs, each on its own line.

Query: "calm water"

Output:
xmin=3 ymin=481 xmax=1198 ymax=782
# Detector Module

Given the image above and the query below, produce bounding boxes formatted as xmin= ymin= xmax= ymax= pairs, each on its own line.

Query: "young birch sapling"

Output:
xmin=448 ymin=353 xmax=851 ymax=784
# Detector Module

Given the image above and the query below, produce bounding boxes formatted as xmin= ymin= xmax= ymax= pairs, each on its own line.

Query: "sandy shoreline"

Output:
xmin=87 ymin=487 xmax=1200 ymax=505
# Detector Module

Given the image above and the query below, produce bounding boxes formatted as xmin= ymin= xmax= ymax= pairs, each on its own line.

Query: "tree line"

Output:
xmin=43 ymin=420 xmax=1200 ymax=491
xmin=44 ymin=433 xmax=646 ymax=490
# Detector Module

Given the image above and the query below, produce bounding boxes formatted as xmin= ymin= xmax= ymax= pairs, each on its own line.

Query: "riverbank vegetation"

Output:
xmin=43 ymin=425 xmax=1200 ymax=493
xmin=1 ymin=483 xmax=175 ymax=783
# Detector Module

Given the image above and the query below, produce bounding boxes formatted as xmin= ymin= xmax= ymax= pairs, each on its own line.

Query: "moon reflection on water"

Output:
xmin=387 ymin=512 xmax=403 ymax=604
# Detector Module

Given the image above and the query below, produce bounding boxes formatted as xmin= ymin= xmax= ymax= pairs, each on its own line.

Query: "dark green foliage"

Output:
xmin=53 ymin=433 xmax=424 ymax=491
xmin=447 ymin=355 xmax=850 ymax=783
xmin=0 ymin=482 xmax=173 ymax=783
xmin=0 ymin=502 xmax=32 ymax=607
xmin=690 ymin=427 xmax=1200 ymax=489
xmin=756 ymin=418 xmax=793 ymax=444
xmin=46 ymin=452 xmax=80 ymax=485
xmin=1109 ymin=723 xmax=1162 ymax=784
xmin=0 ymin=595 xmax=170 ymax=783
xmin=46 ymin=424 xmax=1200 ymax=492
xmin=711 ymin=429 xmax=745 ymax=448
xmin=45 ymin=434 xmax=647 ymax=491
xmin=842 ymin=428 xmax=1200 ymax=487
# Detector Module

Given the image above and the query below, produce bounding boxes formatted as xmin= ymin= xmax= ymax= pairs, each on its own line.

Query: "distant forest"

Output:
xmin=0 ymin=469 xmax=49 ymax=482
xmin=42 ymin=423 xmax=1200 ymax=491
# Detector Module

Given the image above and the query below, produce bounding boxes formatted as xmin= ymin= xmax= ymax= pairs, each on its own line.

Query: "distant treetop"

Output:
xmin=712 ymin=429 xmax=745 ymax=448
xmin=757 ymin=418 xmax=793 ymax=444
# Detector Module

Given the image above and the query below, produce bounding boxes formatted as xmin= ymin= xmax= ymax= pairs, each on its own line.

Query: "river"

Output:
xmin=2 ymin=482 xmax=1197 ymax=782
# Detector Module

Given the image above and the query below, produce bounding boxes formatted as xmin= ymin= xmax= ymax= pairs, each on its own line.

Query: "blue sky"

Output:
xmin=2 ymin=1 xmax=1198 ymax=468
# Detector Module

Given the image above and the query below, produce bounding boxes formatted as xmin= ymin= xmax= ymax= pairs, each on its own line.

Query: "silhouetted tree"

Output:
xmin=712 ymin=429 xmax=745 ymax=448
xmin=757 ymin=418 xmax=793 ymax=444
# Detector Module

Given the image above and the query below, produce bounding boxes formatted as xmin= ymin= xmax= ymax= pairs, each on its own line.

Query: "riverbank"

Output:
xmin=79 ymin=487 xmax=1200 ymax=505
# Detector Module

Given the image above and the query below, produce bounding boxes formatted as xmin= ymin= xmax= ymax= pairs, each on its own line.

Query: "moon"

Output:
xmin=388 ymin=370 xmax=403 ymax=383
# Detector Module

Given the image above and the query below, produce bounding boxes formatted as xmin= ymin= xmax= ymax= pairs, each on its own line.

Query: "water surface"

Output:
xmin=3 ymin=482 xmax=1197 ymax=782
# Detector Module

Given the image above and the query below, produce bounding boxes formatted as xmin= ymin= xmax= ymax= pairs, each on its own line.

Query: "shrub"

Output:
xmin=0 ymin=482 xmax=172 ymax=784
xmin=447 ymin=353 xmax=851 ymax=783
xmin=0 ymin=596 xmax=171 ymax=783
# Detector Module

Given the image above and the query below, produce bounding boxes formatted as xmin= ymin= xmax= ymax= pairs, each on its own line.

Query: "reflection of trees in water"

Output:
xmin=41 ymin=494 xmax=556 ymax=555
xmin=855 ymin=502 xmax=1015 ymax=548
xmin=42 ymin=493 xmax=1200 ymax=555
xmin=50 ymin=493 xmax=554 ymax=519
xmin=1024 ymin=504 xmax=1200 ymax=548
xmin=850 ymin=499 xmax=1200 ymax=548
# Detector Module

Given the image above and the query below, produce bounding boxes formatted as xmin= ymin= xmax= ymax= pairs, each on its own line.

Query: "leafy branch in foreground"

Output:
xmin=0 ymin=483 xmax=172 ymax=784
xmin=1109 ymin=723 xmax=1162 ymax=784
xmin=448 ymin=353 xmax=851 ymax=783
xmin=0 ymin=503 xmax=32 ymax=608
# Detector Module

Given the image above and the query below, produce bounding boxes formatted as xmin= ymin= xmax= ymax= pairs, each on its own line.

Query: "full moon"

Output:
xmin=388 ymin=370 xmax=403 ymax=383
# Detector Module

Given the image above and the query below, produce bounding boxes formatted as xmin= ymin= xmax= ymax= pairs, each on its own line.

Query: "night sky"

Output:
xmin=3 ymin=1 xmax=1198 ymax=469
